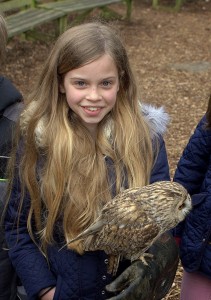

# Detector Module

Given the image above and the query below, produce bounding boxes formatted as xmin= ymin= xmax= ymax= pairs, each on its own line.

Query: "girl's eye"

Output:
xmin=75 ymin=81 xmax=86 ymax=87
xmin=102 ymin=80 xmax=112 ymax=87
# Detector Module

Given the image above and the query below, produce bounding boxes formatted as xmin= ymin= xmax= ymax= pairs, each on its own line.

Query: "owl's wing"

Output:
xmin=66 ymin=198 xmax=142 ymax=245
xmin=84 ymin=199 xmax=161 ymax=257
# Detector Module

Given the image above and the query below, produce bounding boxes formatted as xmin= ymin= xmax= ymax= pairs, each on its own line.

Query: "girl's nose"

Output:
xmin=86 ymin=87 xmax=102 ymax=101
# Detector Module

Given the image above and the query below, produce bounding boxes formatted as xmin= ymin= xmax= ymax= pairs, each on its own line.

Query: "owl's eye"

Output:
xmin=178 ymin=203 xmax=185 ymax=210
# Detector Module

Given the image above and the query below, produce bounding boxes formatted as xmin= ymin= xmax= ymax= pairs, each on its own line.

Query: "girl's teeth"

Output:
xmin=87 ymin=107 xmax=98 ymax=111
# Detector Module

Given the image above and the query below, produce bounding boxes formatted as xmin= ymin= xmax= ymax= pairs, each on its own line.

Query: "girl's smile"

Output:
xmin=60 ymin=54 xmax=119 ymax=135
xmin=81 ymin=106 xmax=103 ymax=116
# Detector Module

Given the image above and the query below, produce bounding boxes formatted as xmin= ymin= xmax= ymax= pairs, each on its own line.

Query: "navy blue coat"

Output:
xmin=4 ymin=106 xmax=170 ymax=300
xmin=0 ymin=76 xmax=23 ymax=300
xmin=173 ymin=115 xmax=211 ymax=279
xmin=0 ymin=76 xmax=23 ymax=181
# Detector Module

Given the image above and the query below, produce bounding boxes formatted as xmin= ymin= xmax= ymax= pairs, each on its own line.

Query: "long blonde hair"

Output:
xmin=9 ymin=22 xmax=155 ymax=253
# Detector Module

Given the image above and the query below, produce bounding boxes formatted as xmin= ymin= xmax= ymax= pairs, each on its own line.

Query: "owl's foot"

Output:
xmin=108 ymin=254 xmax=121 ymax=276
xmin=139 ymin=253 xmax=153 ymax=265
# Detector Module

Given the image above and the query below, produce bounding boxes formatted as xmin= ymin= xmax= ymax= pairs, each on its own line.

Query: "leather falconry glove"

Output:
xmin=106 ymin=232 xmax=179 ymax=300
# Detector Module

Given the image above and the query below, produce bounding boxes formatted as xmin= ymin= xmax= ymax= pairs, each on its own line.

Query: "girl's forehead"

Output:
xmin=66 ymin=54 xmax=118 ymax=78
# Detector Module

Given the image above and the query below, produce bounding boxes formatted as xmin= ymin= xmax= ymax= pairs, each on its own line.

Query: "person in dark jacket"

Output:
xmin=173 ymin=93 xmax=211 ymax=299
xmin=4 ymin=22 xmax=179 ymax=300
xmin=0 ymin=14 xmax=27 ymax=300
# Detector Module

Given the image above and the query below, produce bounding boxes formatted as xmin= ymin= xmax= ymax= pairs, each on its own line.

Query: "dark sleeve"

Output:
xmin=172 ymin=116 xmax=211 ymax=238
xmin=150 ymin=136 xmax=170 ymax=183
xmin=4 ymin=164 xmax=56 ymax=298
xmin=0 ymin=77 xmax=22 ymax=112
xmin=174 ymin=116 xmax=211 ymax=195
xmin=0 ymin=102 xmax=24 ymax=179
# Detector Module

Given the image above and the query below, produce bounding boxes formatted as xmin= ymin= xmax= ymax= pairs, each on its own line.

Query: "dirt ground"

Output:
xmin=1 ymin=0 xmax=211 ymax=298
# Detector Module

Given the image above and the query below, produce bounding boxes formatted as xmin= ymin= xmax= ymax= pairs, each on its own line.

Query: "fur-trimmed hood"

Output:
xmin=20 ymin=102 xmax=169 ymax=148
xmin=141 ymin=103 xmax=170 ymax=138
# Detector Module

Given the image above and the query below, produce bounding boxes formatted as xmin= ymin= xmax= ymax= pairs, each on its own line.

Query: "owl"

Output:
xmin=66 ymin=181 xmax=191 ymax=275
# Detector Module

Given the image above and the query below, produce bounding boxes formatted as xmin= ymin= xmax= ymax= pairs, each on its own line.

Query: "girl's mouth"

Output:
xmin=84 ymin=107 xmax=101 ymax=111
xmin=82 ymin=106 xmax=102 ymax=115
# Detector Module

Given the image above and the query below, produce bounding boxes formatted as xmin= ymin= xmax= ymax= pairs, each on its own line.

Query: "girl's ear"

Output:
xmin=59 ymin=84 xmax=65 ymax=94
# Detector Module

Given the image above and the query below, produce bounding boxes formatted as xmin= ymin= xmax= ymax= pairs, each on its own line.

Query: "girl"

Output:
xmin=4 ymin=22 xmax=178 ymax=300
xmin=173 ymin=93 xmax=211 ymax=300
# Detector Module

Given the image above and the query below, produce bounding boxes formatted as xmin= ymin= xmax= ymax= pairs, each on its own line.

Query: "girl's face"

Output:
xmin=60 ymin=54 xmax=119 ymax=136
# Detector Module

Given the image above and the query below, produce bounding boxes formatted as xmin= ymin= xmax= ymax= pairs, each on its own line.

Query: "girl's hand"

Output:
xmin=39 ymin=287 xmax=56 ymax=300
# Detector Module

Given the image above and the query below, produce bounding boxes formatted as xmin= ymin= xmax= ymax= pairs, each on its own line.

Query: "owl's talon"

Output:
xmin=139 ymin=253 xmax=153 ymax=265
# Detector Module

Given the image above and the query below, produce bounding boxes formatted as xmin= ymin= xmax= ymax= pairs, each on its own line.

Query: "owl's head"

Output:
xmin=173 ymin=185 xmax=192 ymax=223
xmin=147 ymin=181 xmax=192 ymax=230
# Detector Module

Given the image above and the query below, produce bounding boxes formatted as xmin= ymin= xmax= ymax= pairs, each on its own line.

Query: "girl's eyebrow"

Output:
xmin=102 ymin=76 xmax=117 ymax=80
xmin=69 ymin=76 xmax=117 ymax=80
xmin=69 ymin=77 xmax=85 ymax=79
